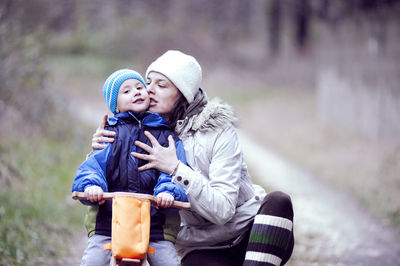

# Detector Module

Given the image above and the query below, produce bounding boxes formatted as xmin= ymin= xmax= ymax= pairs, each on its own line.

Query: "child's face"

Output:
xmin=116 ymin=79 xmax=149 ymax=114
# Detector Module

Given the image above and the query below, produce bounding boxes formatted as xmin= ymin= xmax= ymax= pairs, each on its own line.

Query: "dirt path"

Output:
xmin=239 ymin=131 xmax=400 ymax=265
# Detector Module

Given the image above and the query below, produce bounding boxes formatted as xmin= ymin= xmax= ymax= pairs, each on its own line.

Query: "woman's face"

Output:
xmin=146 ymin=71 xmax=181 ymax=116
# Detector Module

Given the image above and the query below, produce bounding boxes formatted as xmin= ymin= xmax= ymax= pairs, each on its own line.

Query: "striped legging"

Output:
xmin=181 ymin=191 xmax=294 ymax=266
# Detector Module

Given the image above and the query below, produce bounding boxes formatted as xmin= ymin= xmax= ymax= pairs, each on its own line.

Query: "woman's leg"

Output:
xmin=80 ymin=234 xmax=112 ymax=266
xmin=181 ymin=229 xmax=250 ymax=266
xmin=147 ymin=240 xmax=180 ymax=266
xmin=181 ymin=248 xmax=240 ymax=266
xmin=244 ymin=191 xmax=294 ymax=266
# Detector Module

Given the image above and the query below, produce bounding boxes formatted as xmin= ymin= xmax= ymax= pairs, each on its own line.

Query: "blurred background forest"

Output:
xmin=1 ymin=0 xmax=399 ymax=265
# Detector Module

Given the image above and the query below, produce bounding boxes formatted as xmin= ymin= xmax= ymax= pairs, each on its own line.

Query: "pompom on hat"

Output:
xmin=103 ymin=69 xmax=146 ymax=114
xmin=146 ymin=50 xmax=202 ymax=103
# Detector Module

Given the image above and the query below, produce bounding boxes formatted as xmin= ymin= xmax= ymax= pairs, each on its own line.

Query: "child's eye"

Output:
xmin=123 ymin=89 xmax=130 ymax=94
xmin=137 ymin=86 xmax=143 ymax=90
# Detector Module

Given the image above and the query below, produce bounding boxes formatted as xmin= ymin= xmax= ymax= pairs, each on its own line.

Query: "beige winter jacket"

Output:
xmin=172 ymin=98 xmax=267 ymax=257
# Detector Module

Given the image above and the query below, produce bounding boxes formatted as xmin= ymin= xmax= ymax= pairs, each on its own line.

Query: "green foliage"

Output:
xmin=0 ymin=123 xmax=89 ymax=265
xmin=0 ymin=13 xmax=91 ymax=257
xmin=0 ymin=8 xmax=53 ymax=127
xmin=0 ymin=192 xmax=59 ymax=265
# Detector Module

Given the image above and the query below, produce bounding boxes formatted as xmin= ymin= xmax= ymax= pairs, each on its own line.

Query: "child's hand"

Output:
xmin=84 ymin=185 xmax=105 ymax=205
xmin=156 ymin=192 xmax=174 ymax=208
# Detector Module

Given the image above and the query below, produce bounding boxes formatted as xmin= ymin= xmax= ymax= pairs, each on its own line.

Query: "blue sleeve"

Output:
xmin=174 ymin=139 xmax=187 ymax=165
xmin=72 ymin=145 xmax=111 ymax=205
xmin=153 ymin=139 xmax=188 ymax=202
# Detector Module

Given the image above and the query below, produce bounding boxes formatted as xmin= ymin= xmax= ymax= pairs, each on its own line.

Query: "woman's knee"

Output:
xmin=258 ymin=191 xmax=293 ymax=219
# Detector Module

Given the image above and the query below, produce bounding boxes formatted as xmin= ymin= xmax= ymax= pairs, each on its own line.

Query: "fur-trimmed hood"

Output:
xmin=176 ymin=98 xmax=239 ymax=135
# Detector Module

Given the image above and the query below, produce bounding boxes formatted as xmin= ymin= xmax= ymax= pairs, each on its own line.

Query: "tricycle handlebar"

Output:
xmin=71 ymin=191 xmax=190 ymax=210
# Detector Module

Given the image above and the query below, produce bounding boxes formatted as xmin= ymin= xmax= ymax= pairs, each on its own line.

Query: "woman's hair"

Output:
xmin=167 ymin=93 xmax=189 ymax=129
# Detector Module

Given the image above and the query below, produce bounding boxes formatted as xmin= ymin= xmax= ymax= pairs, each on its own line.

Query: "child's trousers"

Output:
xmin=80 ymin=234 xmax=180 ymax=266
xmin=81 ymin=234 xmax=111 ymax=266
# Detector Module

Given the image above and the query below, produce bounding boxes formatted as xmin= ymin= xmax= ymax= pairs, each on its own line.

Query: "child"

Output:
xmin=72 ymin=69 xmax=187 ymax=266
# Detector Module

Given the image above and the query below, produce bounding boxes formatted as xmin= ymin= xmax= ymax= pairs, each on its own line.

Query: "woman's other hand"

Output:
xmin=131 ymin=131 xmax=179 ymax=173
xmin=156 ymin=192 xmax=174 ymax=208
xmin=84 ymin=185 xmax=105 ymax=205
xmin=92 ymin=113 xmax=116 ymax=150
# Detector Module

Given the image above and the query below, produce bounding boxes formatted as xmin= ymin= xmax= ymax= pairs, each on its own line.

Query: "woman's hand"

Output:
xmin=84 ymin=185 xmax=105 ymax=205
xmin=92 ymin=114 xmax=116 ymax=150
xmin=131 ymin=131 xmax=179 ymax=174
xmin=156 ymin=192 xmax=174 ymax=208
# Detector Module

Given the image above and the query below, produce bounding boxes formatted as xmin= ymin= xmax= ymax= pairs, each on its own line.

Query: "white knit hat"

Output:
xmin=146 ymin=50 xmax=202 ymax=103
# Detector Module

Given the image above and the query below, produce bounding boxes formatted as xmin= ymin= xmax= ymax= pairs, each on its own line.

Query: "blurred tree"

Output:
xmin=0 ymin=0 xmax=54 ymax=130
xmin=315 ymin=0 xmax=400 ymax=139
xmin=211 ymin=0 xmax=236 ymax=44
xmin=267 ymin=0 xmax=282 ymax=56
xmin=292 ymin=0 xmax=310 ymax=53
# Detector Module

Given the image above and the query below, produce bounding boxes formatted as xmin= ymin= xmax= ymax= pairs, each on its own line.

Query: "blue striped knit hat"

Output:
xmin=103 ymin=69 xmax=147 ymax=114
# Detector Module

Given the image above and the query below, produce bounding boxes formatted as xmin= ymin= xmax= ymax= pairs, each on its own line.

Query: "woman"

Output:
xmin=92 ymin=50 xmax=294 ymax=266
